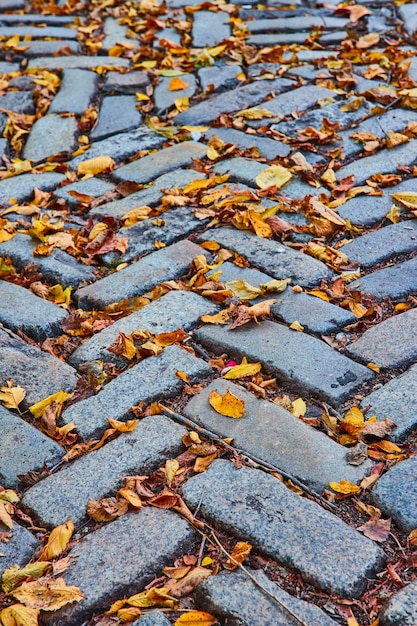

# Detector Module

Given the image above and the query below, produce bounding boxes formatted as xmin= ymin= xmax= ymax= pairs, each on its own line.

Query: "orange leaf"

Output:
xmin=224 ymin=541 xmax=252 ymax=570
xmin=329 ymin=480 xmax=360 ymax=497
xmin=169 ymin=77 xmax=190 ymax=91
xmin=356 ymin=33 xmax=380 ymax=49
xmin=174 ymin=611 xmax=217 ymax=625
xmin=208 ymin=389 xmax=245 ymax=418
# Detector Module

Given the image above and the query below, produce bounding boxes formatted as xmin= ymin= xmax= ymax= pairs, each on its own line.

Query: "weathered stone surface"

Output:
xmin=174 ymin=77 xmax=293 ymax=125
xmin=22 ymin=415 xmax=185 ymax=527
xmin=194 ymin=569 xmax=338 ymax=626
xmin=49 ymin=69 xmax=98 ymax=114
xmin=103 ymin=70 xmax=150 ymax=94
xmin=371 ymin=456 xmax=417 ymax=533
xmin=17 ymin=40 xmax=79 ymax=56
xmin=198 ymin=227 xmax=333 ymax=287
xmin=346 ymin=309 xmax=417 ymax=369
xmin=184 ymin=379 xmax=371 ymax=492
xmin=102 ymin=17 xmax=131 ymax=50
xmin=338 ymin=193 xmax=397 ymax=226
xmin=0 ymin=61 xmax=19 ymax=73
xmin=61 ymin=345 xmax=212 ymax=439
xmin=342 ymin=220 xmax=417 ymax=269
xmin=0 ymin=327 xmax=78 ymax=406
xmin=69 ymin=126 xmax=165 ymax=169
xmin=192 ymin=11 xmax=230 ymax=47
xmin=28 ymin=56 xmax=130 ymax=70
xmin=361 ymin=364 xmax=417 ymax=442
xmin=0 ymin=91 xmax=34 ymax=114
xmin=182 ymin=460 xmax=385 ymax=597
xmin=132 ymin=611 xmax=171 ymax=626
xmin=22 ymin=114 xmax=78 ymax=162
xmin=349 ymin=257 xmax=417 ymax=300
xmin=54 ymin=177 xmax=115 ymax=207
xmin=91 ymin=95 xmax=142 ymax=140
xmin=0 ymin=172 xmax=65 ymax=208
xmin=75 ymin=240 xmax=204 ymax=310
xmin=248 ymin=32 xmax=313 ymax=46
xmin=69 ymin=290 xmax=219 ymax=367
xmin=0 ymin=523 xmax=38 ymax=577
xmin=247 ymin=15 xmax=348 ymax=32
xmin=113 ymin=141 xmax=206 ymax=183
xmin=198 ymin=63 xmax=242 ymax=92
xmin=195 ymin=320 xmax=373 ymax=404
xmin=153 ymin=74 xmax=197 ymax=112
xmin=0 ymin=233 xmax=95 ymax=288
xmin=0 ymin=25 xmax=78 ymax=38
xmin=0 ymin=406 xmax=63 ymax=489
xmin=213 ymin=156 xmax=268 ymax=186
xmin=0 ymin=280 xmax=67 ymax=341
xmin=204 ymin=126 xmax=290 ymax=158
xmin=379 ymin=579 xmax=417 ymax=626
xmin=42 ymin=509 xmax=197 ymax=625
xmin=399 ymin=4 xmax=417 ymax=37
xmin=0 ymin=13 xmax=73 ymax=24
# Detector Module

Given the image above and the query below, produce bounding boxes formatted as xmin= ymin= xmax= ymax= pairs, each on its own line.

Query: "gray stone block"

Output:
xmin=346 ymin=309 xmax=417 ymax=370
xmin=349 ymin=257 xmax=417 ymax=300
xmin=361 ymin=363 xmax=417 ymax=442
xmin=183 ymin=379 xmax=371 ymax=492
xmin=49 ymin=69 xmax=98 ymax=114
xmin=247 ymin=15 xmax=348 ymax=32
xmin=0 ymin=172 xmax=65 ymax=209
xmin=113 ymin=141 xmax=206 ymax=184
xmin=0 ymin=233 xmax=95 ymax=288
xmin=0 ymin=523 xmax=38 ymax=578
xmin=0 ymin=406 xmax=63 ymax=489
xmin=42 ymin=508 xmax=197 ymax=625
xmin=17 ymin=40 xmax=79 ymax=57
xmin=0 ymin=13 xmax=73 ymax=24
xmin=103 ymin=70 xmax=150 ymax=94
xmin=204 ymin=127 xmax=290 ymax=159
xmin=192 ymin=11 xmax=231 ymax=47
xmin=102 ymin=17 xmax=131 ymax=50
xmin=0 ymin=327 xmax=78 ymax=406
xmin=0 ymin=91 xmax=34 ymax=114
xmin=132 ymin=611 xmax=171 ymax=626
xmin=379 ymin=579 xmax=417 ymax=626
xmin=153 ymin=74 xmax=197 ymax=112
xmin=182 ymin=460 xmax=385 ymax=597
xmin=91 ymin=95 xmax=142 ymax=141
xmin=0 ymin=280 xmax=67 ymax=342
xmin=194 ymin=569 xmax=338 ymax=625
xmin=75 ymin=240 xmax=204 ymax=310
xmin=195 ymin=320 xmax=374 ymax=404
xmin=0 ymin=61 xmax=19 ymax=73
xmin=54 ymin=177 xmax=115 ymax=207
xmin=399 ymin=4 xmax=417 ymax=36
xmin=198 ymin=227 xmax=333 ymax=287
xmin=28 ymin=56 xmax=130 ymax=70
xmin=22 ymin=415 xmax=185 ymax=527
xmin=198 ymin=64 xmax=242 ymax=93
xmin=22 ymin=114 xmax=78 ymax=162
xmin=371 ymin=456 xmax=417 ymax=533
xmin=69 ymin=290 xmax=219 ymax=368
xmin=61 ymin=345 xmax=213 ymax=440
xmin=213 ymin=156 xmax=270 ymax=186
xmin=0 ymin=25 xmax=78 ymax=39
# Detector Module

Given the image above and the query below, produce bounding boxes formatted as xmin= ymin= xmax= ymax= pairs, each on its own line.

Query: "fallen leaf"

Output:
xmin=77 ymin=155 xmax=115 ymax=177
xmin=127 ymin=587 xmax=178 ymax=609
xmin=118 ymin=607 xmax=143 ymax=623
xmin=164 ymin=459 xmax=180 ymax=487
xmin=0 ymin=381 xmax=26 ymax=410
xmin=107 ymin=418 xmax=138 ymax=432
xmin=200 ymin=310 xmax=230 ymax=324
xmin=367 ymin=362 xmax=380 ymax=373
xmin=39 ymin=521 xmax=75 ymax=561
xmin=255 ymin=164 xmax=292 ymax=189
xmin=222 ymin=357 xmax=262 ymax=379
xmin=235 ymin=107 xmax=275 ymax=120
xmin=391 ymin=191 xmax=417 ymax=215
xmin=356 ymin=33 xmax=380 ymax=49
xmin=108 ymin=332 xmax=137 ymax=360
xmin=193 ymin=452 xmax=218 ymax=473
xmin=357 ymin=517 xmax=391 ymax=542
xmin=224 ymin=541 xmax=252 ymax=570
xmin=169 ymin=77 xmax=190 ymax=91
xmin=209 ymin=389 xmax=245 ymax=418
xmin=329 ymin=480 xmax=361 ymax=497
xmin=225 ymin=279 xmax=262 ymax=300
xmin=289 ymin=321 xmax=304 ymax=332
xmin=2 ymin=563 xmax=50 ymax=594
xmin=12 ymin=577 xmax=83 ymax=611
xmin=154 ymin=329 xmax=189 ymax=347
xmin=0 ymin=502 xmax=13 ymax=530
xmin=86 ymin=497 xmax=128 ymax=522
xmin=174 ymin=612 xmax=217 ymax=626
xmin=117 ymin=488 xmax=142 ymax=508
xmin=166 ymin=567 xmax=212 ymax=597
xmin=0 ymin=604 xmax=39 ymax=626
xmin=29 ymin=391 xmax=72 ymax=419
xmin=291 ymin=398 xmax=307 ymax=417
xmin=247 ymin=299 xmax=276 ymax=321
xmin=408 ymin=529 xmax=417 ymax=547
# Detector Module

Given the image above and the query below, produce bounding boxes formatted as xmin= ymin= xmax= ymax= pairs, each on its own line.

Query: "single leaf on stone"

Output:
xmin=255 ymin=164 xmax=292 ymax=190
xmin=86 ymin=497 xmax=128 ymax=522
xmin=235 ymin=107 xmax=275 ymax=120
xmin=289 ymin=321 xmax=304 ymax=332
xmin=169 ymin=77 xmax=190 ymax=91
xmin=165 ymin=566 xmax=212 ymax=598
xmin=29 ymin=391 xmax=73 ymax=419
xmin=0 ymin=502 xmax=13 ymax=530
xmin=164 ymin=459 xmax=180 ymax=488
xmin=308 ymin=197 xmax=346 ymax=226
xmin=12 ymin=577 xmax=83 ymax=611
xmin=225 ymin=279 xmax=262 ymax=300
xmin=209 ymin=389 xmax=245 ymax=418
xmin=291 ymin=398 xmax=307 ymax=417
xmin=329 ymin=480 xmax=361 ymax=497
xmin=78 ymin=156 xmax=115 ymax=178
xmin=0 ymin=381 xmax=26 ymax=410
xmin=174 ymin=611 xmax=217 ymax=625
xmin=154 ymin=329 xmax=189 ymax=347
xmin=0 ymin=490 xmax=19 ymax=504
xmin=357 ymin=517 xmax=391 ymax=542
xmin=200 ymin=310 xmax=230 ymax=324
xmin=107 ymin=418 xmax=138 ymax=432
xmin=0 ymin=604 xmax=39 ymax=626
xmin=356 ymin=32 xmax=380 ymax=48
xmin=247 ymin=209 xmax=273 ymax=238
xmin=386 ymin=130 xmax=409 ymax=149
xmin=247 ymin=299 xmax=276 ymax=321
xmin=222 ymin=357 xmax=262 ymax=379
xmin=2 ymin=563 xmax=50 ymax=594
xmin=174 ymin=97 xmax=189 ymax=112
xmin=224 ymin=541 xmax=252 ymax=571
xmin=259 ymin=278 xmax=291 ymax=293
xmin=117 ymin=488 xmax=142 ymax=508
xmin=39 ymin=521 xmax=75 ymax=561
xmin=127 ymin=587 xmax=178 ymax=609
xmin=108 ymin=332 xmax=137 ymax=360
xmin=117 ymin=607 xmax=142 ymax=623
xmin=386 ymin=204 xmax=400 ymax=223
xmin=346 ymin=4 xmax=372 ymax=22
xmin=391 ymin=191 xmax=417 ymax=216
xmin=193 ymin=452 xmax=218 ymax=473
xmin=120 ymin=206 xmax=152 ymax=227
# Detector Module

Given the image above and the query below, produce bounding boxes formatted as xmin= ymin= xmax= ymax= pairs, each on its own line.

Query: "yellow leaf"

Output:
xmin=344 ymin=406 xmax=365 ymax=425
xmin=38 ymin=521 xmax=74 ymax=561
xmin=289 ymin=321 xmax=304 ymax=332
xmin=201 ymin=556 xmax=212 ymax=567
xmin=247 ymin=210 xmax=273 ymax=238
xmin=165 ymin=459 xmax=180 ymax=488
xmin=200 ymin=310 xmax=230 ymax=324
xmin=235 ymin=108 xmax=275 ymax=120
xmin=391 ymin=191 xmax=417 ymax=210
xmin=0 ymin=604 xmax=39 ymax=626
xmin=107 ymin=418 xmax=138 ymax=432
xmin=291 ymin=398 xmax=307 ymax=417
xmin=176 ymin=371 xmax=190 ymax=382
xmin=118 ymin=488 xmax=142 ymax=508
xmin=349 ymin=301 xmax=368 ymax=317
xmin=224 ymin=541 xmax=252 ymax=571
xmin=127 ymin=587 xmax=178 ymax=609
xmin=255 ymin=164 xmax=292 ymax=190
xmin=87 ymin=497 xmax=128 ymax=522
xmin=329 ymin=480 xmax=361 ymax=496
xmin=0 ymin=381 xmax=26 ymax=410
xmin=408 ymin=528 xmax=417 ymax=547
xmin=0 ymin=490 xmax=19 ymax=504
xmin=29 ymin=391 xmax=72 ymax=419
xmin=174 ymin=97 xmax=189 ymax=112
xmin=77 ymin=155 xmax=115 ymax=177
xmin=386 ymin=130 xmax=409 ymax=149
xmin=367 ymin=362 xmax=380 ymax=373
xmin=120 ymin=206 xmax=152 ymax=227
xmin=2 ymin=563 xmax=50 ymax=594
xmin=386 ymin=204 xmax=400 ymax=223
xmin=247 ymin=299 xmax=276 ymax=320
xmin=118 ymin=607 xmax=142 ymax=623
xmin=259 ymin=278 xmax=291 ymax=293
xmin=223 ymin=358 xmax=262 ymax=379
xmin=48 ymin=284 xmax=72 ymax=307
xmin=208 ymin=389 xmax=245 ymax=418
xmin=395 ymin=303 xmax=410 ymax=312
xmin=207 ymin=44 xmax=226 ymax=57
xmin=225 ymin=280 xmax=261 ymax=300
xmin=306 ymin=289 xmax=330 ymax=302
xmin=136 ymin=92 xmax=150 ymax=101
xmin=356 ymin=32 xmax=380 ymax=48
xmin=174 ymin=611 xmax=217 ymax=625
xmin=0 ymin=502 xmax=13 ymax=530
xmin=169 ymin=77 xmax=190 ymax=91
xmin=206 ymin=145 xmax=220 ymax=160
xmin=12 ymin=577 xmax=83 ymax=611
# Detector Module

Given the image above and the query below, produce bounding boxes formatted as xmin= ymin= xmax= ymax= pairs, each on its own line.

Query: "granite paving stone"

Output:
xmin=16 ymin=40 xmax=79 ymax=57
xmin=198 ymin=227 xmax=333 ymax=287
xmin=246 ymin=15 xmax=348 ymax=32
xmin=102 ymin=17 xmax=131 ymax=50
xmin=69 ymin=290 xmax=219 ymax=368
xmin=54 ymin=177 xmax=115 ymax=207
xmin=213 ymin=156 xmax=269 ymax=186
xmin=192 ymin=11 xmax=231 ymax=47
xmin=248 ymin=32 xmax=313 ymax=46
xmin=184 ymin=379 xmax=371 ymax=492
xmin=102 ymin=70 xmax=150 ymax=94
xmin=153 ymin=74 xmax=197 ymax=112
xmin=91 ymin=95 xmax=142 ymax=140
xmin=194 ymin=569 xmax=338 ymax=625
xmin=398 ymin=4 xmax=417 ymax=37
xmin=346 ymin=309 xmax=417 ymax=370
xmin=132 ymin=612 xmax=171 ymax=626
xmin=174 ymin=77 xmax=293 ymax=126
xmin=0 ymin=233 xmax=96 ymax=288
xmin=0 ymin=327 xmax=78 ymax=406
xmin=204 ymin=127 xmax=290 ymax=158
xmin=42 ymin=508 xmax=197 ymax=626
xmin=361 ymin=363 xmax=417 ymax=442
xmin=75 ymin=240 xmax=204 ymax=310
xmin=0 ymin=523 xmax=38 ymax=578
xmin=182 ymin=460 xmax=385 ymax=597
xmin=0 ymin=405 xmax=63 ymax=489
xmin=0 ymin=91 xmax=35 ymax=114
xmin=0 ymin=61 xmax=19 ymax=73
xmin=198 ymin=63 xmax=242 ymax=92
xmin=113 ymin=141 xmax=207 ymax=184
xmin=370 ymin=456 xmax=417 ymax=533
xmin=0 ymin=25 xmax=78 ymax=38
xmin=379 ymin=579 xmax=417 ymax=626
xmin=0 ymin=280 xmax=67 ymax=342
xmin=0 ymin=13 xmax=74 ymax=24
xmin=22 ymin=114 xmax=78 ymax=162
xmin=22 ymin=415 xmax=186 ymax=527
xmin=338 ymin=193 xmax=398 ymax=226
xmin=49 ymin=69 xmax=98 ymax=114
xmin=195 ymin=320 xmax=373 ymax=404
xmin=349 ymin=256 xmax=417 ymax=301
xmin=27 ymin=56 xmax=130 ymax=70
xmin=61 ymin=345 xmax=213 ymax=440
xmin=0 ymin=172 xmax=65 ymax=208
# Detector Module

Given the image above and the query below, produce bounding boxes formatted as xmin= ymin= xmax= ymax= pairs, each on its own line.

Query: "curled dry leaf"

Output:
xmin=174 ymin=611 xmax=217 ymax=625
xmin=12 ymin=576 xmax=84 ymax=611
xmin=357 ymin=517 xmax=391 ymax=542
xmin=87 ymin=497 xmax=129 ymax=522
xmin=2 ymin=562 xmax=50 ymax=594
xmin=0 ymin=381 xmax=26 ymax=410
xmin=127 ymin=586 xmax=178 ymax=609
xmin=209 ymin=389 xmax=245 ymax=418
xmin=0 ymin=604 xmax=39 ymax=626
xmin=222 ymin=357 xmax=262 ymax=379
xmin=165 ymin=566 xmax=212 ymax=598
xmin=39 ymin=520 xmax=75 ymax=561
xmin=77 ymin=155 xmax=115 ymax=177
xmin=0 ymin=501 xmax=14 ymax=530
xmin=224 ymin=541 xmax=252 ymax=570
xmin=29 ymin=391 xmax=73 ymax=419
xmin=328 ymin=480 xmax=361 ymax=498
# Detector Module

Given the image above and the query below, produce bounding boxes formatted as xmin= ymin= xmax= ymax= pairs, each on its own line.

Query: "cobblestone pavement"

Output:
xmin=1 ymin=0 xmax=417 ymax=623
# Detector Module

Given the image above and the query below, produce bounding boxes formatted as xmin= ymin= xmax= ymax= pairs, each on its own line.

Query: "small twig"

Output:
xmin=197 ymin=536 xmax=206 ymax=567
xmin=193 ymin=484 xmax=206 ymax=518
xmin=188 ymin=340 xmax=211 ymax=361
